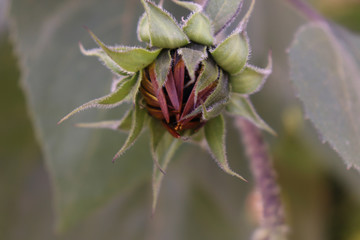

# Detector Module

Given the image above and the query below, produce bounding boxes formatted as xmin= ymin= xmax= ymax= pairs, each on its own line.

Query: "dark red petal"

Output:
xmin=161 ymin=121 xmax=180 ymax=138
xmin=165 ymin=70 xmax=180 ymax=112
xmin=149 ymin=65 xmax=170 ymax=123
xmin=173 ymin=59 xmax=185 ymax=108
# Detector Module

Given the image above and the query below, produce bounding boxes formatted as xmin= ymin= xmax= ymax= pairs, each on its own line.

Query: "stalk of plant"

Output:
xmin=58 ymin=0 xmax=285 ymax=237
xmin=237 ymin=118 xmax=287 ymax=240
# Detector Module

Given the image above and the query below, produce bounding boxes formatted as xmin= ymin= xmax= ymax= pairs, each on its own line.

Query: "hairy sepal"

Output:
xmin=58 ymin=73 xmax=139 ymax=124
xmin=210 ymin=30 xmax=249 ymax=75
xmin=182 ymin=12 xmax=214 ymax=46
xmin=177 ymin=44 xmax=207 ymax=83
xmin=141 ymin=0 xmax=189 ymax=48
xmin=226 ymin=93 xmax=275 ymax=135
xmin=204 ymin=115 xmax=246 ymax=181
xmin=88 ymin=29 xmax=161 ymax=72
xmin=230 ymin=53 xmax=272 ymax=95
xmin=113 ymin=95 xmax=147 ymax=160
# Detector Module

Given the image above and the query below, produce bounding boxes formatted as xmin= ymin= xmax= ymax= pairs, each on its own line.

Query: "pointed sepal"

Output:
xmin=79 ymin=43 xmax=128 ymax=76
xmin=203 ymin=0 xmax=243 ymax=35
xmin=137 ymin=13 xmax=151 ymax=43
xmin=230 ymin=53 xmax=272 ymax=95
xmin=113 ymin=95 xmax=147 ymax=160
xmin=195 ymin=58 xmax=219 ymax=100
xmin=183 ymin=12 xmax=214 ymax=46
xmin=178 ymin=45 xmax=207 ymax=82
xmin=172 ymin=0 xmax=202 ymax=12
xmin=150 ymin=119 xmax=182 ymax=213
xmin=210 ymin=30 xmax=249 ymax=75
xmin=225 ymin=94 xmax=275 ymax=135
xmin=204 ymin=115 xmax=246 ymax=181
xmin=75 ymin=109 xmax=134 ymax=132
xmin=141 ymin=0 xmax=189 ymax=48
xmin=58 ymin=73 xmax=140 ymax=124
xmin=88 ymin=30 xmax=161 ymax=72
xmin=154 ymin=50 xmax=172 ymax=87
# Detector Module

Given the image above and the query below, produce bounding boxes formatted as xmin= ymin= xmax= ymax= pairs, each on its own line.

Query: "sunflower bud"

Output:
xmin=140 ymin=49 xmax=223 ymax=138
xmin=59 ymin=0 xmax=274 ymax=212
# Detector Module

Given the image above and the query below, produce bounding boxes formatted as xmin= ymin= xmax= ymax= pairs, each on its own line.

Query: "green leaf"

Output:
xmin=204 ymin=115 xmax=246 ymax=181
xmin=149 ymin=118 xmax=181 ymax=213
xmin=58 ymin=73 xmax=140 ymax=124
xmin=76 ymin=108 xmax=134 ymax=132
xmin=225 ymin=94 xmax=275 ymax=135
xmin=9 ymin=0 xmax=155 ymax=232
xmin=141 ymin=0 xmax=189 ymax=48
xmin=79 ymin=43 xmax=128 ymax=76
xmin=113 ymin=96 xmax=147 ymax=160
xmin=89 ymin=30 xmax=161 ymax=72
xmin=154 ymin=49 xmax=172 ymax=87
xmin=183 ymin=12 xmax=214 ymax=46
xmin=137 ymin=12 xmax=150 ymax=43
xmin=203 ymin=0 xmax=243 ymax=35
xmin=178 ymin=45 xmax=207 ymax=82
xmin=230 ymin=53 xmax=272 ymax=95
xmin=289 ymin=22 xmax=360 ymax=170
xmin=210 ymin=31 xmax=249 ymax=75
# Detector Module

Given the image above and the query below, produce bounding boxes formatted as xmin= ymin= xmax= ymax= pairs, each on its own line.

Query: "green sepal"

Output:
xmin=141 ymin=0 xmax=189 ymax=48
xmin=183 ymin=70 xmax=229 ymax=120
xmin=137 ymin=12 xmax=150 ymax=43
xmin=210 ymin=31 xmax=249 ymax=75
xmin=183 ymin=12 xmax=214 ymax=46
xmin=150 ymin=118 xmax=181 ymax=213
xmin=172 ymin=0 xmax=202 ymax=12
xmin=58 ymin=73 xmax=140 ymax=124
xmin=75 ymin=108 xmax=134 ymax=132
xmin=79 ymin=43 xmax=128 ymax=76
xmin=225 ymin=93 xmax=275 ymax=135
xmin=177 ymin=44 xmax=207 ymax=82
xmin=204 ymin=115 xmax=246 ymax=181
xmin=203 ymin=0 xmax=243 ymax=35
xmin=113 ymin=95 xmax=147 ymax=160
xmin=237 ymin=0 xmax=256 ymax=32
xmin=89 ymin=30 xmax=161 ymax=72
xmin=195 ymin=58 xmax=219 ymax=100
xmin=230 ymin=53 xmax=272 ymax=95
xmin=154 ymin=49 xmax=172 ymax=87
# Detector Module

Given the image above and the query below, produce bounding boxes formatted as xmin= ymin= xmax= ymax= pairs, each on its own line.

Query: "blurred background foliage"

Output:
xmin=1 ymin=0 xmax=360 ymax=239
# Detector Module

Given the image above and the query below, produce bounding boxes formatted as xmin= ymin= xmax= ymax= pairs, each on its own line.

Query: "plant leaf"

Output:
xmin=225 ymin=93 xmax=275 ymax=135
xmin=88 ymin=30 xmax=161 ymax=72
xmin=289 ymin=22 xmax=360 ymax=170
xmin=58 ymin=72 xmax=140 ymax=124
xmin=230 ymin=53 xmax=272 ymax=95
xmin=203 ymin=0 xmax=243 ymax=35
xmin=141 ymin=0 xmax=189 ymax=48
xmin=204 ymin=115 xmax=246 ymax=181
xmin=210 ymin=31 xmax=249 ymax=75
xmin=149 ymin=118 xmax=181 ymax=213
xmin=113 ymin=95 xmax=147 ymax=160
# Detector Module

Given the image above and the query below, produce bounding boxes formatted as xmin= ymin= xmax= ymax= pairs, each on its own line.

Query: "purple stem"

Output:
xmin=285 ymin=0 xmax=325 ymax=22
xmin=236 ymin=118 xmax=286 ymax=234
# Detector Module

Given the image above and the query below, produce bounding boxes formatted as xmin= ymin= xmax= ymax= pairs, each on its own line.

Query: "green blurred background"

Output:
xmin=1 ymin=0 xmax=360 ymax=239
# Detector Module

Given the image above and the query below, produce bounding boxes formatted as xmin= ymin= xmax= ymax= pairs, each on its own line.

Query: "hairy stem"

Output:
xmin=284 ymin=0 xmax=324 ymax=22
xmin=236 ymin=118 xmax=287 ymax=239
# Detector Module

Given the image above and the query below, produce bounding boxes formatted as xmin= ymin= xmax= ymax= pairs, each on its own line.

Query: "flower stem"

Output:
xmin=236 ymin=118 xmax=287 ymax=240
xmin=284 ymin=0 xmax=324 ymax=22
